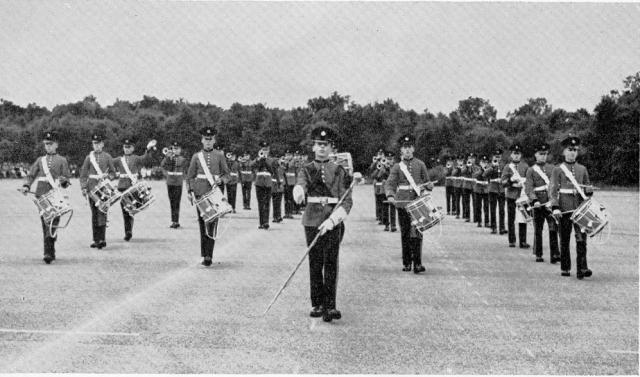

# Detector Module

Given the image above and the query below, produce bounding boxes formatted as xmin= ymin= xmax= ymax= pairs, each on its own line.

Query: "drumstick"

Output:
xmin=16 ymin=189 xmax=36 ymax=195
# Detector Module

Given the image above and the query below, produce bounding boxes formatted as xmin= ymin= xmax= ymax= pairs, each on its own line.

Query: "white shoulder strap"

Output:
xmin=197 ymin=151 xmax=216 ymax=186
xmin=509 ymin=163 xmax=524 ymax=182
xmin=89 ymin=151 xmax=104 ymax=176
xmin=559 ymin=163 xmax=587 ymax=200
xmin=40 ymin=156 xmax=57 ymax=187
xmin=399 ymin=161 xmax=421 ymax=195
xmin=120 ymin=156 xmax=137 ymax=184
xmin=532 ymin=164 xmax=550 ymax=185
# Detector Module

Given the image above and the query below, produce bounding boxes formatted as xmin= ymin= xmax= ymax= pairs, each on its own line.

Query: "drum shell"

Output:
xmin=121 ymin=182 xmax=156 ymax=215
xmin=515 ymin=197 xmax=533 ymax=223
xmin=195 ymin=189 xmax=233 ymax=223
xmin=406 ymin=195 xmax=443 ymax=232
xmin=35 ymin=189 xmax=72 ymax=222
xmin=570 ymin=198 xmax=609 ymax=236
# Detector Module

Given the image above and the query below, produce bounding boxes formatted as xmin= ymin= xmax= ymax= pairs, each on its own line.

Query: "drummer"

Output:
xmin=187 ymin=126 xmax=230 ymax=267
xmin=501 ymin=143 xmax=530 ymax=249
xmin=385 ymin=134 xmax=433 ymax=273
xmin=549 ymin=135 xmax=593 ymax=279
xmin=525 ymin=142 xmax=560 ymax=263
xmin=20 ymin=131 xmax=72 ymax=264
xmin=114 ymin=137 xmax=157 ymax=241
xmin=79 ymin=132 xmax=117 ymax=250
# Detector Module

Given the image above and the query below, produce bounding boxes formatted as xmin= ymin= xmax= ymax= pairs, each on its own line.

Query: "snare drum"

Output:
xmin=89 ymin=179 xmax=121 ymax=213
xmin=195 ymin=188 xmax=233 ymax=224
xmin=121 ymin=182 xmax=156 ymax=216
xmin=406 ymin=195 xmax=444 ymax=232
xmin=35 ymin=189 xmax=72 ymax=224
xmin=570 ymin=198 xmax=610 ymax=237
xmin=33 ymin=189 xmax=73 ymax=237
xmin=515 ymin=196 xmax=533 ymax=223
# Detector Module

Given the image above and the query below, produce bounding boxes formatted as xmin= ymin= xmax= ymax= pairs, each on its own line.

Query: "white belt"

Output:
xmin=241 ymin=171 xmax=252 ymax=174
xmin=307 ymin=196 xmax=339 ymax=204
xmin=89 ymin=174 xmax=103 ymax=179
xmin=36 ymin=177 xmax=50 ymax=182
xmin=119 ymin=174 xmax=136 ymax=179
xmin=559 ymin=188 xmax=577 ymax=194
xmin=167 ymin=172 xmax=183 ymax=176
xmin=490 ymin=178 xmax=501 ymax=183
xmin=256 ymin=172 xmax=271 ymax=176
xmin=534 ymin=185 xmax=548 ymax=192
xmin=230 ymin=172 xmax=238 ymax=176
xmin=475 ymin=181 xmax=488 ymax=185
xmin=398 ymin=185 xmax=412 ymax=190
xmin=286 ymin=173 xmax=295 ymax=176
xmin=375 ymin=182 xmax=383 ymax=186
xmin=196 ymin=174 xmax=210 ymax=179
xmin=463 ymin=177 xmax=474 ymax=182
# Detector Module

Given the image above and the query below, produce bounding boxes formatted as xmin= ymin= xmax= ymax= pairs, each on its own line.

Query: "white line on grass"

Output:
xmin=0 ymin=328 xmax=139 ymax=337
xmin=607 ymin=350 xmax=638 ymax=354
xmin=2 ymin=231 xmax=256 ymax=372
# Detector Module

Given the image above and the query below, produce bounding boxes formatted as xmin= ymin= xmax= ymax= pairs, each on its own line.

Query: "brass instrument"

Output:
xmin=258 ymin=150 xmax=266 ymax=159
xmin=445 ymin=162 xmax=453 ymax=169
xmin=226 ymin=152 xmax=233 ymax=159
xmin=162 ymin=147 xmax=170 ymax=155
xmin=162 ymin=147 xmax=174 ymax=157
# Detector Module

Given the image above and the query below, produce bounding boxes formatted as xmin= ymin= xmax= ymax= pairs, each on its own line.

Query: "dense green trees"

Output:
xmin=1 ymin=73 xmax=638 ymax=185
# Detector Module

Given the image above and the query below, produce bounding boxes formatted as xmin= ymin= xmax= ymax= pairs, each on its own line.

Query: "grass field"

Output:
xmin=0 ymin=179 xmax=637 ymax=374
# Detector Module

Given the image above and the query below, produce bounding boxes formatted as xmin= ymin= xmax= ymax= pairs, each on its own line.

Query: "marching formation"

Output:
xmin=439 ymin=136 xmax=601 ymax=279
xmin=18 ymin=126 xmax=609 ymax=322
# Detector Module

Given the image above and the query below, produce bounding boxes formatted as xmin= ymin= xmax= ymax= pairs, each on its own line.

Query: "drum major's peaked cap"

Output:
xmin=199 ymin=126 xmax=216 ymax=137
xmin=535 ymin=142 xmax=550 ymax=152
xmin=311 ymin=126 xmax=336 ymax=142
xmin=561 ymin=135 xmax=581 ymax=148
xmin=91 ymin=133 xmax=105 ymax=142
xmin=43 ymin=131 xmax=58 ymax=142
xmin=397 ymin=134 xmax=415 ymax=147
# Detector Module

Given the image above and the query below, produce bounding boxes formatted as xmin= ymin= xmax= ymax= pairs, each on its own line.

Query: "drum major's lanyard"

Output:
xmin=120 ymin=156 xmax=137 ymax=184
xmin=399 ymin=161 xmax=421 ymax=196
xmin=41 ymin=156 xmax=57 ymax=188
xmin=197 ymin=152 xmax=219 ymax=187
xmin=559 ymin=163 xmax=587 ymax=200
xmin=89 ymin=151 xmax=104 ymax=177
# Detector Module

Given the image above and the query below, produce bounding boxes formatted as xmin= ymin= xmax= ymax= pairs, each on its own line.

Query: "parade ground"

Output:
xmin=0 ymin=179 xmax=637 ymax=374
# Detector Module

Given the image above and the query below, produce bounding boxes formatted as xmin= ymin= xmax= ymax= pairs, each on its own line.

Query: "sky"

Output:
xmin=0 ymin=1 xmax=638 ymax=117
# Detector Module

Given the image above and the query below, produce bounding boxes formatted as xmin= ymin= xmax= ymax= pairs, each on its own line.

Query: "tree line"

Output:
xmin=0 ymin=72 xmax=637 ymax=186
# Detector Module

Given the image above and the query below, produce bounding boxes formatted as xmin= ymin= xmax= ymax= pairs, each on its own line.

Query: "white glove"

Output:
xmin=147 ymin=139 xmax=157 ymax=150
xmin=533 ymin=201 xmax=541 ymax=208
xmin=552 ymin=209 xmax=561 ymax=216
xmin=293 ymin=185 xmax=305 ymax=204
xmin=510 ymin=175 xmax=518 ymax=182
xmin=318 ymin=207 xmax=347 ymax=235
xmin=318 ymin=218 xmax=334 ymax=235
